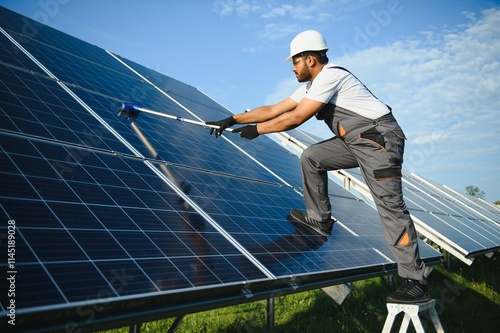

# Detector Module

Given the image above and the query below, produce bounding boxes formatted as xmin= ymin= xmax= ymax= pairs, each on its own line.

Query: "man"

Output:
xmin=206 ymin=30 xmax=430 ymax=304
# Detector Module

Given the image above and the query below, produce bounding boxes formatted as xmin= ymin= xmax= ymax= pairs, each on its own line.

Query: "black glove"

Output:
xmin=206 ymin=116 xmax=236 ymax=138
xmin=232 ymin=125 xmax=259 ymax=140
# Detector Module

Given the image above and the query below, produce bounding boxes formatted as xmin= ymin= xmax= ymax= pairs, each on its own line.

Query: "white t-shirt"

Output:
xmin=289 ymin=64 xmax=390 ymax=119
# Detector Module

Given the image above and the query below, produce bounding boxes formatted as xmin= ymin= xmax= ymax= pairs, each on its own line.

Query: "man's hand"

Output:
xmin=232 ymin=125 xmax=259 ymax=140
xmin=206 ymin=116 xmax=236 ymax=138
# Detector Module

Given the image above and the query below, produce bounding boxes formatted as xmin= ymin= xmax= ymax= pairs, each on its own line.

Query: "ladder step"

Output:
xmin=381 ymin=299 xmax=445 ymax=333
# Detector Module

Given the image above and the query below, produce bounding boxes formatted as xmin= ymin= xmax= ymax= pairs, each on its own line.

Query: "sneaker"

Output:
xmin=386 ymin=279 xmax=431 ymax=304
xmin=289 ymin=209 xmax=334 ymax=236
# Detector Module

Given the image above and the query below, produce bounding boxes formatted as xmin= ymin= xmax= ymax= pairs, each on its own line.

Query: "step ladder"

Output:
xmin=382 ymin=299 xmax=444 ymax=333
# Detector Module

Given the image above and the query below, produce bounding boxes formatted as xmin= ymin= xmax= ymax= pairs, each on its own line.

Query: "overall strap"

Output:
xmin=332 ymin=66 xmax=392 ymax=112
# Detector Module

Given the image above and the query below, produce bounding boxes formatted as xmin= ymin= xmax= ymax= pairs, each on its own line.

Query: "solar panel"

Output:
xmin=402 ymin=172 xmax=500 ymax=257
xmin=0 ymin=6 xmax=442 ymax=332
xmin=408 ymin=172 xmax=500 ymax=225
xmin=1 ymin=133 xmax=269 ymax=287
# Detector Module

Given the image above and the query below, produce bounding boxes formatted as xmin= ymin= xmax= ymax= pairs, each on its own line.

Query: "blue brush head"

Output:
xmin=119 ymin=103 xmax=141 ymax=119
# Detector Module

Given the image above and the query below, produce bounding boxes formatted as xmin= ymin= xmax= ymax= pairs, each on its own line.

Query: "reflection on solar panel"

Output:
xmin=0 ymin=7 xmax=442 ymax=332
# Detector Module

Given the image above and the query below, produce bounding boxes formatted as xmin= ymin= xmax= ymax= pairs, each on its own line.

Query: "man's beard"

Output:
xmin=296 ymin=65 xmax=312 ymax=82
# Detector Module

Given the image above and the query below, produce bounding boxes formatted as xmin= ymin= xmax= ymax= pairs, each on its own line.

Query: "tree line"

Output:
xmin=466 ymin=185 xmax=500 ymax=206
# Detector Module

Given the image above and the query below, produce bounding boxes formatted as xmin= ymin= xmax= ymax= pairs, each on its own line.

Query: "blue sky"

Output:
xmin=2 ymin=0 xmax=500 ymax=202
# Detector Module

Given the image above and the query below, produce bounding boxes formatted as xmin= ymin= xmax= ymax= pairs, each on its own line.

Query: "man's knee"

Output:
xmin=300 ymin=146 xmax=316 ymax=167
xmin=301 ymin=145 xmax=328 ymax=173
xmin=377 ymin=193 xmax=407 ymax=212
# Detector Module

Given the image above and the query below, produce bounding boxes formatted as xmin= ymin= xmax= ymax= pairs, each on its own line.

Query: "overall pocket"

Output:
xmin=359 ymin=127 xmax=385 ymax=149
xmin=372 ymin=129 xmax=406 ymax=180
xmin=357 ymin=126 xmax=406 ymax=180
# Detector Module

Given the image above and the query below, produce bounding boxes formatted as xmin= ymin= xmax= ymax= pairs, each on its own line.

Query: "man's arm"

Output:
xmin=206 ymin=98 xmax=298 ymax=137
xmin=256 ymin=98 xmax=325 ymax=134
xmin=234 ymin=98 xmax=298 ymax=124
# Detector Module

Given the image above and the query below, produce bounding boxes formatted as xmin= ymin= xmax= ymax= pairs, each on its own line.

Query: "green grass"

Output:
xmin=101 ymin=253 xmax=499 ymax=333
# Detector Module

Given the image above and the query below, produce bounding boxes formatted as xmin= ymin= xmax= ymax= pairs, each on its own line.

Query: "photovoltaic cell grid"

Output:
xmin=1 ymin=20 xmax=297 ymax=187
xmin=114 ymin=54 xmax=305 ymax=188
xmin=0 ymin=61 xmax=127 ymax=154
xmin=1 ymin=135 xmax=269 ymax=304
xmin=0 ymin=21 xmax=388 ymax=282
xmin=406 ymin=172 xmax=500 ymax=226
xmin=0 ymin=7 xmax=429 ymax=331
xmin=402 ymin=171 xmax=500 ymax=256
xmin=0 ymin=9 xmax=132 ymax=72
xmin=163 ymin=165 xmax=395 ymax=277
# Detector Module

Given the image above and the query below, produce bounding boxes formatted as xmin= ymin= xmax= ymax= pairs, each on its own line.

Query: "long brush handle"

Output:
xmin=136 ymin=106 xmax=234 ymax=132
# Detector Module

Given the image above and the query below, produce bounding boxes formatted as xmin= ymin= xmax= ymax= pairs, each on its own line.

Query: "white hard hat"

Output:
xmin=285 ymin=30 xmax=328 ymax=61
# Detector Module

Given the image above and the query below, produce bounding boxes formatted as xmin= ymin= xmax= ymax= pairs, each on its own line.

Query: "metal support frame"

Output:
xmin=382 ymin=299 xmax=444 ymax=333
xmin=387 ymin=274 xmax=394 ymax=286
xmin=445 ymin=251 xmax=452 ymax=270
xmin=343 ymin=175 xmax=351 ymax=191
xmin=166 ymin=315 xmax=186 ymax=333
xmin=128 ymin=315 xmax=185 ymax=333
xmin=322 ymin=284 xmax=353 ymax=305
xmin=266 ymin=298 xmax=275 ymax=329
xmin=129 ymin=323 xmax=140 ymax=333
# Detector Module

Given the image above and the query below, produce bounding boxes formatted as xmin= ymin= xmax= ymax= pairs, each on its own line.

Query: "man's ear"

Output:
xmin=306 ymin=55 xmax=317 ymax=67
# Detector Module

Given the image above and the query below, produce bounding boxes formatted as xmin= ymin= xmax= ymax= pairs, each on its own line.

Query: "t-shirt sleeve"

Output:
xmin=305 ymin=67 xmax=343 ymax=103
xmin=289 ymin=85 xmax=307 ymax=103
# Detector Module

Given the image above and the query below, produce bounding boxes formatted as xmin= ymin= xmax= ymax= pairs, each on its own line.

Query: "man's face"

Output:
xmin=292 ymin=56 xmax=312 ymax=82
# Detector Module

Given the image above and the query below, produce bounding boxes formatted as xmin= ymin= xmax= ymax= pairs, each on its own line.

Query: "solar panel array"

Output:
xmin=402 ymin=172 xmax=500 ymax=260
xmin=407 ymin=172 xmax=500 ymax=226
xmin=329 ymin=167 xmax=500 ymax=264
xmin=0 ymin=7 xmax=442 ymax=332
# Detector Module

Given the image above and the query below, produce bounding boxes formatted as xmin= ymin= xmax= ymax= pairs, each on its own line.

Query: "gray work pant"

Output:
xmin=300 ymin=116 xmax=426 ymax=281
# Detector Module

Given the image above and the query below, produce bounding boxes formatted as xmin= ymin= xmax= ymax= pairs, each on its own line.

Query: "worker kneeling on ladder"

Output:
xmin=207 ymin=30 xmax=431 ymax=304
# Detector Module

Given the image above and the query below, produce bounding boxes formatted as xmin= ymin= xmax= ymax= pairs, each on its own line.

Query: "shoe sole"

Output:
xmin=289 ymin=209 xmax=332 ymax=237
xmin=386 ymin=294 xmax=432 ymax=304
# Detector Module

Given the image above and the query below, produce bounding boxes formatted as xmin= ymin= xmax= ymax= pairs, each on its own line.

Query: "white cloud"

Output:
xmin=261 ymin=4 xmax=294 ymax=19
xmin=212 ymin=0 xmax=261 ymax=18
xmin=213 ymin=0 xmax=394 ymax=68
xmin=258 ymin=23 xmax=301 ymax=41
